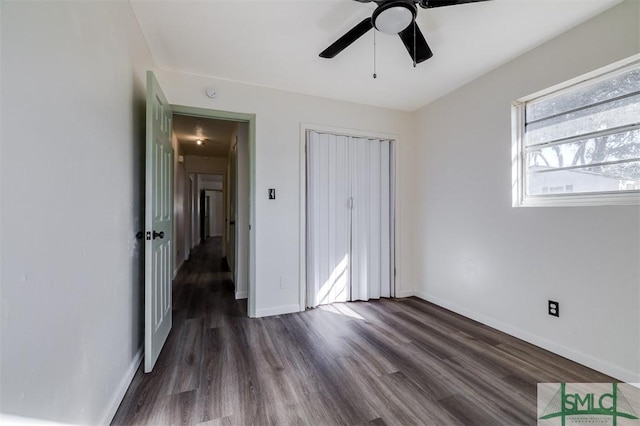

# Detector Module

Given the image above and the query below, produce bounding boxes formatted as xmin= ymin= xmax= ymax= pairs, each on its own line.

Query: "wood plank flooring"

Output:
xmin=112 ymin=237 xmax=613 ymax=425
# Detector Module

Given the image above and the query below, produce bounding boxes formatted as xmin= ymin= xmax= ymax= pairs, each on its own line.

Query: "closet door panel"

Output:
xmin=306 ymin=131 xmax=350 ymax=307
xmin=350 ymin=138 xmax=366 ymax=301
xmin=379 ymin=140 xmax=391 ymax=298
xmin=327 ymin=135 xmax=351 ymax=303
xmin=306 ymin=131 xmax=321 ymax=307
xmin=369 ymin=138 xmax=382 ymax=300
xmin=351 ymin=138 xmax=391 ymax=301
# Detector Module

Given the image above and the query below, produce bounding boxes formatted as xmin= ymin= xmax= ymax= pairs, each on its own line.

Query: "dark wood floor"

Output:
xmin=112 ymin=237 xmax=612 ymax=425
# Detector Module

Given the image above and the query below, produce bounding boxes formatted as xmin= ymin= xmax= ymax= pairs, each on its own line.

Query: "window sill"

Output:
xmin=514 ymin=192 xmax=640 ymax=207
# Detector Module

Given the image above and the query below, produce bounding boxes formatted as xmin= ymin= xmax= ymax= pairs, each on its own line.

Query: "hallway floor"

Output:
xmin=112 ymin=237 xmax=612 ymax=425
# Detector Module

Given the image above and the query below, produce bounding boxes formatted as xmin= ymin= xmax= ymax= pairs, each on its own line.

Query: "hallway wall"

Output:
xmin=234 ymin=123 xmax=250 ymax=301
xmin=1 ymin=2 xmax=155 ymax=424
xmin=173 ymin=133 xmax=186 ymax=273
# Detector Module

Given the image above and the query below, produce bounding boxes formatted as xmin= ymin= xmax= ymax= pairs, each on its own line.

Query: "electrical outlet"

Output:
xmin=548 ymin=300 xmax=559 ymax=317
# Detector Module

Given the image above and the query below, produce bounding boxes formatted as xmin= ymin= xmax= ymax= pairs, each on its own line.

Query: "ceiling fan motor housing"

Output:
xmin=372 ymin=0 xmax=417 ymax=34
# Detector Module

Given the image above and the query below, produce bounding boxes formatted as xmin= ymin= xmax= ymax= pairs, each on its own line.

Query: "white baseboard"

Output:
xmin=99 ymin=347 xmax=143 ymax=425
xmin=0 ymin=414 xmax=69 ymax=425
xmin=255 ymin=304 xmax=301 ymax=318
xmin=235 ymin=291 xmax=248 ymax=300
xmin=395 ymin=289 xmax=415 ymax=298
xmin=414 ymin=291 xmax=640 ymax=384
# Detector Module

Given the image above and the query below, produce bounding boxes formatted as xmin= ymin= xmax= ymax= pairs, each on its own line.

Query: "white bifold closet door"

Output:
xmin=306 ymin=130 xmax=392 ymax=308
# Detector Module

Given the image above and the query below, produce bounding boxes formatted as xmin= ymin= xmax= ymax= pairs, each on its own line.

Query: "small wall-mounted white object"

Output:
xmin=206 ymin=88 xmax=217 ymax=98
xmin=178 ymin=155 xmax=184 ymax=163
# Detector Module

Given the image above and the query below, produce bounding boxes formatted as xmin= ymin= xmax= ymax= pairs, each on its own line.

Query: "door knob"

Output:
xmin=153 ymin=231 xmax=165 ymax=239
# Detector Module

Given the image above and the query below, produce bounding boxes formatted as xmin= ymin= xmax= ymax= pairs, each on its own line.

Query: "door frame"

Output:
xmin=299 ymin=123 xmax=401 ymax=311
xmin=173 ymin=105 xmax=257 ymax=318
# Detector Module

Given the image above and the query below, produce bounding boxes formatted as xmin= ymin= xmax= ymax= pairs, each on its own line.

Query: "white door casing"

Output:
xmin=145 ymin=71 xmax=173 ymax=373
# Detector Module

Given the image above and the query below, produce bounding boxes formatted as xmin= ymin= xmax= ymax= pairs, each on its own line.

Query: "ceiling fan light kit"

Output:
xmin=320 ymin=0 xmax=491 ymax=66
xmin=372 ymin=0 xmax=416 ymax=34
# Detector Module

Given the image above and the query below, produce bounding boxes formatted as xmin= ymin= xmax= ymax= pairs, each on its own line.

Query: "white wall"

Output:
xmin=226 ymin=125 xmax=239 ymax=268
xmin=188 ymin=174 xmax=197 ymax=251
xmin=0 ymin=1 xmax=155 ymax=424
xmin=184 ymin=155 xmax=226 ymax=174
xmin=205 ymin=190 xmax=224 ymax=237
xmin=173 ymin=134 xmax=186 ymax=273
xmin=199 ymin=177 xmax=223 ymax=191
xmin=155 ymin=69 xmax=415 ymax=317
xmin=411 ymin=0 xmax=640 ymax=382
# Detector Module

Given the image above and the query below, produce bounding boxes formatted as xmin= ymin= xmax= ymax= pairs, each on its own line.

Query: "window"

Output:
xmin=512 ymin=55 xmax=640 ymax=207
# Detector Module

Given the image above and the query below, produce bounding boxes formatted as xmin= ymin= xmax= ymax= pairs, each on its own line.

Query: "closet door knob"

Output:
xmin=153 ymin=231 xmax=165 ymax=239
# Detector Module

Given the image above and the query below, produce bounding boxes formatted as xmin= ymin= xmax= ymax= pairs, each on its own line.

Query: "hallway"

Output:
xmin=113 ymin=237 xmax=246 ymax=424
xmin=112 ymin=238 xmax=612 ymax=425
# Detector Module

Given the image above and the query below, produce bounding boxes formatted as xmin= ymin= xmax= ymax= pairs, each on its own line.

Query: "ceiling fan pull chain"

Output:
xmin=373 ymin=29 xmax=377 ymax=79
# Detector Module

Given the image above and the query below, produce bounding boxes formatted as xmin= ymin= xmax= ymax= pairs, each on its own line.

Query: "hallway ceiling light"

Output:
xmin=196 ymin=139 xmax=203 ymax=145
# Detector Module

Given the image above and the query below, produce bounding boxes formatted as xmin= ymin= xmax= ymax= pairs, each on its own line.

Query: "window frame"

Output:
xmin=512 ymin=54 xmax=640 ymax=208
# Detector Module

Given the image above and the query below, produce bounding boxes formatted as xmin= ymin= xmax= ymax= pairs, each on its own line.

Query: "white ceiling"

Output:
xmin=131 ymin=0 xmax=622 ymax=111
xmin=173 ymin=114 xmax=235 ymax=157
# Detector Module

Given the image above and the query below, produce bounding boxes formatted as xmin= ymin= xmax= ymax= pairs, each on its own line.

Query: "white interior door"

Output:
xmin=208 ymin=190 xmax=224 ymax=237
xmin=145 ymin=71 xmax=173 ymax=373
xmin=306 ymin=131 xmax=392 ymax=308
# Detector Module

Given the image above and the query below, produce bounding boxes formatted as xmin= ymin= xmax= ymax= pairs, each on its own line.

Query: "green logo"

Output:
xmin=538 ymin=383 xmax=639 ymax=426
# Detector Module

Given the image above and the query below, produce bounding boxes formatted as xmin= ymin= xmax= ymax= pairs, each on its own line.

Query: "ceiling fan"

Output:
xmin=319 ymin=0 xmax=491 ymax=65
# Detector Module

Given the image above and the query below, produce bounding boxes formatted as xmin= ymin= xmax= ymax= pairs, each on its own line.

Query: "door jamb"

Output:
xmin=173 ymin=105 xmax=257 ymax=318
